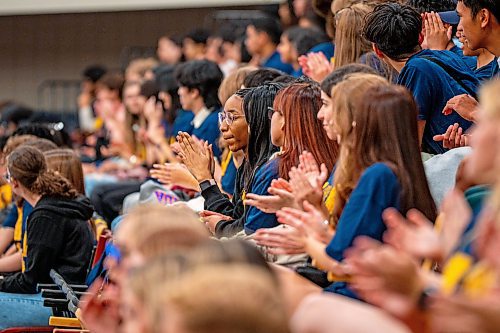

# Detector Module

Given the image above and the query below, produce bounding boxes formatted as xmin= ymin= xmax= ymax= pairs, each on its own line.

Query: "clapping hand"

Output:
xmin=176 ymin=132 xmax=214 ymax=182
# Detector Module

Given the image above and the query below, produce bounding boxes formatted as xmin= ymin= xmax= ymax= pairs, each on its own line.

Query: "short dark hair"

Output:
xmin=175 ymin=60 xmax=223 ymax=109
xmin=250 ymin=16 xmax=282 ymax=45
xmin=406 ymin=0 xmax=457 ymax=13
xmin=459 ymin=0 xmax=500 ymax=22
xmin=243 ymin=68 xmax=284 ymax=88
xmin=320 ymin=64 xmax=378 ymax=97
xmin=363 ymin=3 xmax=422 ymax=61
xmin=82 ymin=65 xmax=107 ymax=83
xmin=285 ymin=27 xmax=329 ymax=56
xmin=184 ymin=28 xmax=211 ymax=45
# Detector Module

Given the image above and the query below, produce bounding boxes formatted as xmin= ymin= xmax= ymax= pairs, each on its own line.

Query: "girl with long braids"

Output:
xmin=177 ymin=83 xmax=284 ymax=238
xmin=0 ymin=146 xmax=94 ymax=328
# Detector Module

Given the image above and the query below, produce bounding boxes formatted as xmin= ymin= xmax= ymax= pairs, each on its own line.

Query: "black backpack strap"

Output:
xmin=420 ymin=55 xmax=478 ymax=100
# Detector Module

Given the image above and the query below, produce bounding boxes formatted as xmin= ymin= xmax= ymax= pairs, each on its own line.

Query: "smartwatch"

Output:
xmin=199 ymin=179 xmax=217 ymax=192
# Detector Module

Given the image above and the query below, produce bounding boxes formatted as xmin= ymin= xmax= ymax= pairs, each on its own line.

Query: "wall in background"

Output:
xmin=0 ymin=7 xmax=240 ymax=109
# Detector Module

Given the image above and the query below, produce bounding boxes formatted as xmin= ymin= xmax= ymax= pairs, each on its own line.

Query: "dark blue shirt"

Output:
xmin=191 ymin=110 xmax=222 ymax=159
xmin=324 ymin=163 xmax=401 ymax=298
xmin=475 ymin=58 xmax=499 ymax=81
xmin=309 ymin=41 xmax=335 ymax=61
xmin=171 ymin=109 xmax=194 ymax=139
xmin=244 ymin=158 xmax=280 ymax=234
xmin=397 ymin=49 xmax=479 ymax=154
xmin=262 ymin=51 xmax=294 ymax=75
xmin=2 ymin=205 xmax=17 ymax=228
xmin=221 ymin=156 xmax=237 ymax=196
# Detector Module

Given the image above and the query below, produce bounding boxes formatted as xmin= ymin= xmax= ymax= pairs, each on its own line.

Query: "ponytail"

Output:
xmin=8 ymin=145 xmax=79 ymax=200
xmin=31 ymin=169 xmax=79 ymax=199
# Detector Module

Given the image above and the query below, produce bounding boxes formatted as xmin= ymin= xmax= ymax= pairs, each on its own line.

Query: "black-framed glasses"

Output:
xmin=218 ymin=111 xmax=243 ymax=126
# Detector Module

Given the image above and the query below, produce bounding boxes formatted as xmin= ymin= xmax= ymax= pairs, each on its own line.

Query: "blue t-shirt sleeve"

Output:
xmin=2 ymin=205 xmax=18 ymax=228
xmin=398 ymin=62 xmax=435 ymax=121
xmin=325 ymin=163 xmax=400 ymax=261
xmin=244 ymin=160 xmax=280 ymax=234
xmin=192 ymin=112 xmax=222 ymax=158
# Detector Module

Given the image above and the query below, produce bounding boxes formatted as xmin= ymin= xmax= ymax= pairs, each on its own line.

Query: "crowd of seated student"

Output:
xmin=0 ymin=0 xmax=500 ymax=331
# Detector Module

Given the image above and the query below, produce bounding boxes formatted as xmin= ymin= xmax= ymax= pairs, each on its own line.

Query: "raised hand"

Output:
xmin=299 ymin=52 xmax=333 ymax=83
xmin=383 ymin=208 xmax=442 ymax=261
xmin=345 ymin=237 xmax=423 ymax=318
xmin=433 ymin=123 xmax=470 ymax=149
xmin=276 ymin=201 xmax=333 ymax=245
xmin=150 ymin=163 xmax=200 ymax=191
xmin=176 ymin=132 xmax=214 ymax=182
xmin=200 ymin=210 xmax=232 ymax=235
xmin=442 ymin=94 xmax=478 ymax=122
xmin=253 ymin=225 xmax=307 ymax=255
xmin=80 ymin=279 xmax=120 ymax=333
xmin=423 ymin=12 xmax=452 ymax=50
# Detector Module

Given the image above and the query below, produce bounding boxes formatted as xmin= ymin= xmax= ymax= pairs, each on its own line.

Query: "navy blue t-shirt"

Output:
xmin=244 ymin=158 xmax=280 ymax=234
xmin=171 ymin=109 xmax=194 ymax=139
xmin=262 ymin=51 xmax=294 ymax=75
xmin=191 ymin=110 xmax=222 ymax=159
xmin=324 ymin=163 xmax=401 ymax=299
xmin=475 ymin=58 xmax=499 ymax=81
xmin=221 ymin=157 xmax=237 ymax=196
xmin=397 ymin=49 xmax=479 ymax=154
xmin=309 ymin=41 xmax=335 ymax=61
xmin=2 ymin=205 xmax=17 ymax=228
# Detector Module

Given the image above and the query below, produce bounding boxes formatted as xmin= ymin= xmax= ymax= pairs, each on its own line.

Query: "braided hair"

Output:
xmin=236 ymin=83 xmax=285 ymax=189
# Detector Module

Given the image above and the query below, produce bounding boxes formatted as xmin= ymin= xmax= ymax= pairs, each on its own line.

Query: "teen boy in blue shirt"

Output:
xmin=363 ymin=3 xmax=479 ymax=155
xmin=175 ymin=60 xmax=224 ymax=158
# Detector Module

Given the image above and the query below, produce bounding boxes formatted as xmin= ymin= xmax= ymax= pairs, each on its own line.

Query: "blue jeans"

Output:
xmin=0 ymin=292 xmax=52 ymax=329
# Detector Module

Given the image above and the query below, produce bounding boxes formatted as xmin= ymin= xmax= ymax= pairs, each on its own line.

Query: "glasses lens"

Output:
xmin=218 ymin=112 xmax=224 ymax=126
xmin=226 ymin=113 xmax=234 ymax=125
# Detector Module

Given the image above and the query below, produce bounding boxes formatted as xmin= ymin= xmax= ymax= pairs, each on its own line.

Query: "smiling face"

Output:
xmin=317 ymin=91 xmax=336 ymax=140
xmin=457 ymin=1 xmax=486 ymax=51
xmin=220 ymin=95 xmax=248 ymax=152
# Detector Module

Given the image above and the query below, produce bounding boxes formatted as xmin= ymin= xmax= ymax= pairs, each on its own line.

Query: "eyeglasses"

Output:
xmin=267 ymin=106 xmax=282 ymax=120
xmin=218 ymin=111 xmax=243 ymax=126
xmin=4 ymin=169 xmax=11 ymax=183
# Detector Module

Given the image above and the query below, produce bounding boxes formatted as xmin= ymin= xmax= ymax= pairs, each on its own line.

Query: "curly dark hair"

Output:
xmin=406 ymin=0 xmax=457 ymax=13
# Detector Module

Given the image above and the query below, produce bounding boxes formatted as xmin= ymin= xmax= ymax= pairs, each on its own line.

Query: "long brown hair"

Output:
xmin=332 ymin=81 xmax=437 ymax=224
xmin=274 ymin=82 xmax=339 ymax=179
xmin=8 ymin=146 xmax=78 ymax=199
xmin=44 ymin=149 xmax=85 ymax=195
xmin=333 ymin=4 xmax=372 ymax=69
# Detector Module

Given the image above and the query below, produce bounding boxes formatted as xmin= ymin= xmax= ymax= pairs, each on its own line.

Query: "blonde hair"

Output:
xmin=160 ymin=265 xmax=289 ymax=333
xmin=44 ymin=149 xmax=85 ymax=194
xmin=480 ymin=79 xmax=500 ymax=222
xmin=126 ymin=241 xmax=284 ymax=333
xmin=122 ymin=204 xmax=209 ymax=260
xmin=479 ymin=78 xmax=500 ymax=120
xmin=330 ymin=74 xmax=390 ymax=225
xmin=333 ymin=4 xmax=372 ymax=69
xmin=218 ymin=66 xmax=258 ymax=105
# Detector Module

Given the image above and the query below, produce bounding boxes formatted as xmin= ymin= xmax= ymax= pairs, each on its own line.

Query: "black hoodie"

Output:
xmin=0 ymin=195 xmax=95 ymax=294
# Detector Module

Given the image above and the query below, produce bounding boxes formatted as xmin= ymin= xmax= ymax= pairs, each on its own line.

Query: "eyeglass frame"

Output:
xmin=4 ymin=168 xmax=11 ymax=183
xmin=218 ymin=111 xmax=244 ymax=126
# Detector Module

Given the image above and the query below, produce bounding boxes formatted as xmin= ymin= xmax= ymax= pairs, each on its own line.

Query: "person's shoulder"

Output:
xmin=404 ymin=50 xmax=439 ymax=71
xmin=359 ymin=163 xmax=398 ymax=184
